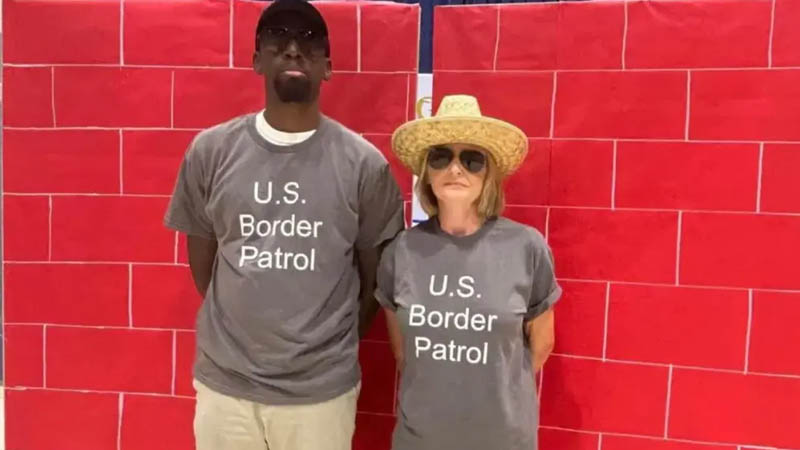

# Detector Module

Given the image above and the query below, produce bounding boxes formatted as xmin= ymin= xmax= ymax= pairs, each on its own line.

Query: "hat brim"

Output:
xmin=392 ymin=116 xmax=529 ymax=176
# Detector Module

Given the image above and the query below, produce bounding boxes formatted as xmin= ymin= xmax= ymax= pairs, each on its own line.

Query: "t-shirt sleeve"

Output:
xmin=374 ymin=239 xmax=399 ymax=311
xmin=356 ymin=154 xmax=405 ymax=251
xmin=163 ymin=141 xmax=215 ymax=239
xmin=526 ymin=232 xmax=562 ymax=320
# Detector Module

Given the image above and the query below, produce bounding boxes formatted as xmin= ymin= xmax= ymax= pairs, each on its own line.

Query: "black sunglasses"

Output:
xmin=427 ymin=146 xmax=487 ymax=173
xmin=259 ymin=26 xmax=328 ymax=55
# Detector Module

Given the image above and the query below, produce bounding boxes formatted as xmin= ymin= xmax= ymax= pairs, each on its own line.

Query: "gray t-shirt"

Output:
xmin=376 ymin=217 xmax=561 ymax=450
xmin=164 ymin=113 xmax=404 ymax=405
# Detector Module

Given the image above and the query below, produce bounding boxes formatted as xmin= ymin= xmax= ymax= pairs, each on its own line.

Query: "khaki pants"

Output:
xmin=193 ymin=379 xmax=359 ymax=450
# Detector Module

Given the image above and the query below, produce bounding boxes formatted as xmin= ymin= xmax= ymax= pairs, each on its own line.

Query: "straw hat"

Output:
xmin=391 ymin=95 xmax=528 ymax=176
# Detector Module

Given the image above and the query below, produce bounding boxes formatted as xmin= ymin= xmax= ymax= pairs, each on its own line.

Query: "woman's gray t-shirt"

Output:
xmin=376 ymin=217 xmax=561 ymax=450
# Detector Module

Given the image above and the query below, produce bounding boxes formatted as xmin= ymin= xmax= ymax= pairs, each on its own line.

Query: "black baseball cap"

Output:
xmin=255 ymin=0 xmax=329 ymax=46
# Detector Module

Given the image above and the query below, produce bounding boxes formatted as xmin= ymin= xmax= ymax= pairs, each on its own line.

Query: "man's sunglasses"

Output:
xmin=427 ymin=146 xmax=487 ymax=173
xmin=259 ymin=26 xmax=328 ymax=55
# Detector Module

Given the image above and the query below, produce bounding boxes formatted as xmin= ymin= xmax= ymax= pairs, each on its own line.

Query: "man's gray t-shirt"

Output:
xmin=164 ymin=113 xmax=404 ymax=405
xmin=376 ymin=217 xmax=561 ymax=450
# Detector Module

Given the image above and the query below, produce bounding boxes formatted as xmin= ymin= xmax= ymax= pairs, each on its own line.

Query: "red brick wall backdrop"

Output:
xmin=2 ymin=0 xmax=417 ymax=448
xmin=434 ymin=0 xmax=800 ymax=449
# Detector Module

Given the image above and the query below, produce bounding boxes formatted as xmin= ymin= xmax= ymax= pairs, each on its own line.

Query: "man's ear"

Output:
xmin=253 ymin=51 xmax=265 ymax=75
xmin=323 ymin=59 xmax=333 ymax=81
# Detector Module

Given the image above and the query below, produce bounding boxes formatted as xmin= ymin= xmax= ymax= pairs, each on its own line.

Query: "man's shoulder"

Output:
xmin=189 ymin=113 xmax=254 ymax=158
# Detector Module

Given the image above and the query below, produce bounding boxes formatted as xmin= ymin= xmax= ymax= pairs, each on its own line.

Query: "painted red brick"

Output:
xmin=4 ymin=324 xmax=44 ymax=387
xmin=3 ymin=66 xmax=53 ymax=127
xmin=321 ymin=73 xmax=408 ymax=134
xmin=503 ymin=206 xmax=548 ymax=236
xmin=772 ymin=0 xmax=800 ymax=67
xmin=5 ymin=263 xmax=128 ymax=326
xmin=363 ymin=134 xmax=414 ymax=199
xmin=616 ymin=141 xmax=759 ymax=211
xmin=552 ymin=280 xmax=606 ymax=358
xmin=358 ymin=341 xmax=396 ymax=415
xmin=175 ymin=331 xmax=197 ymax=397
xmin=353 ymin=413 xmax=395 ymax=450
xmin=6 ymin=389 xmax=119 ymax=450
xmin=433 ymin=6 xmax=497 ymax=71
xmin=47 ymin=326 xmax=173 ymax=393
xmin=123 ymin=130 xmax=196 ymax=195
xmin=603 ymin=435 xmax=736 ymax=450
xmin=361 ymin=3 xmax=418 ymax=72
xmin=232 ymin=0 xmax=358 ymax=70
xmin=538 ymin=428 xmax=598 ymax=450
xmin=541 ymin=356 xmax=669 ymax=436
xmin=4 ymin=129 xmax=120 ymax=193
xmin=760 ymin=144 xmax=800 ymax=213
xmin=548 ymin=209 xmax=679 ymax=283
xmin=4 ymin=0 xmax=119 ymax=64
xmin=51 ymin=196 xmax=173 ymax=262
xmin=121 ymin=395 xmax=195 ymax=450
xmin=54 ymin=67 xmax=171 ymax=127
xmin=555 ymin=71 xmax=687 ymax=139
xmin=550 ymin=140 xmax=613 ymax=207
xmin=497 ymin=2 xmax=624 ymax=70
xmin=749 ymin=291 xmax=800 ymax=376
xmin=124 ymin=0 xmax=229 ymax=66
xmin=626 ymin=0 xmax=770 ymax=69
xmin=3 ymin=195 xmax=49 ymax=261
xmin=607 ymin=285 xmax=748 ymax=370
xmin=690 ymin=70 xmax=800 ymax=141
xmin=680 ymin=213 xmax=800 ymax=290
xmin=669 ymin=369 xmax=800 ymax=448
xmin=173 ymin=69 xmax=263 ymax=128
xmin=364 ymin=308 xmax=390 ymax=343
xmin=436 ymin=72 xmax=553 ymax=138
xmin=132 ymin=265 xmax=201 ymax=329
xmin=505 ymin=140 xmax=551 ymax=206
xmin=177 ymin=233 xmax=190 ymax=264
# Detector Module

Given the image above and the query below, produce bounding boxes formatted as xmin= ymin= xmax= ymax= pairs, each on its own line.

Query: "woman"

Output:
xmin=375 ymin=95 xmax=561 ymax=450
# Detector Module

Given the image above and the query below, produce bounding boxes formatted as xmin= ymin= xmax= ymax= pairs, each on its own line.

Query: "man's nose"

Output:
xmin=283 ymin=39 xmax=302 ymax=58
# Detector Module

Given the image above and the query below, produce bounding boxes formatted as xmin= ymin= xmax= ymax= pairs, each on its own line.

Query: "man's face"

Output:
xmin=253 ymin=12 xmax=332 ymax=104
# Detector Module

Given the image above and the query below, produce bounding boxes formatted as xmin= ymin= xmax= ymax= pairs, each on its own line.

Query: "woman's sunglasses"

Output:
xmin=427 ymin=146 xmax=487 ymax=173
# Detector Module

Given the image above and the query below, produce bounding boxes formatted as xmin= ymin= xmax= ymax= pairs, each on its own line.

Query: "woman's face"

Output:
xmin=426 ymin=144 xmax=488 ymax=208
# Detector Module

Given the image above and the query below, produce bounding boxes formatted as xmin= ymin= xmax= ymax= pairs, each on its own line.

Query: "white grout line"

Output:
xmin=5 ymin=261 xmax=190 ymax=267
xmin=119 ymin=130 xmax=124 ymax=194
xmin=684 ymin=71 xmax=691 ymax=140
xmin=5 ymin=386 xmax=197 ymax=400
xmin=756 ymin=143 xmax=764 ymax=213
xmin=603 ymin=282 xmax=611 ymax=360
xmin=545 ymin=207 xmax=551 ymax=241
xmin=7 ymin=322 xmax=196 ymax=333
xmin=356 ymin=4 xmax=362 ymax=72
xmin=48 ymin=196 xmax=54 ymax=261
xmin=597 ymin=434 xmax=603 ymax=450
xmin=664 ymin=364 xmax=673 ymax=438
xmin=622 ymin=0 xmax=629 ymax=70
xmin=5 ymin=126 xmax=203 ymax=132
xmin=117 ymin=393 xmax=124 ymax=450
xmin=128 ymin=264 xmax=134 ymax=327
xmin=229 ymin=0 xmax=234 ymax=68
xmin=769 ymin=0 xmax=777 ymax=68
xmin=174 ymin=232 xmax=180 ymax=264
xmin=170 ymin=71 xmax=175 ymax=128
xmin=120 ymin=0 xmax=125 ymax=65
xmin=745 ymin=289 xmax=754 ymax=374
xmin=493 ymin=6 xmax=501 ymax=70
xmin=675 ymin=211 xmax=683 ymax=285
xmin=5 ymin=192 xmax=173 ymax=198
xmin=405 ymin=75 xmax=411 ymax=121
xmin=611 ymin=141 xmax=618 ymax=209
xmin=43 ymin=325 xmax=48 ymax=387
xmin=51 ymin=67 xmax=57 ymax=127
xmin=549 ymin=72 xmax=558 ymax=138
xmin=171 ymin=331 xmax=177 ymax=395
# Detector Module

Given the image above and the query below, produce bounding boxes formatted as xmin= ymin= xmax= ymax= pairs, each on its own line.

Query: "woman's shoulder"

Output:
xmin=493 ymin=216 xmax=548 ymax=248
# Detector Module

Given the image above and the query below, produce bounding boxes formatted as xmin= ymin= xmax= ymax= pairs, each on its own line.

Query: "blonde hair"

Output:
xmin=414 ymin=149 xmax=505 ymax=219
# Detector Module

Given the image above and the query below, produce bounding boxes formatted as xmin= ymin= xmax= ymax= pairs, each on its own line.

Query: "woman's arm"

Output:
xmin=526 ymin=307 xmax=555 ymax=374
xmin=385 ymin=309 xmax=405 ymax=370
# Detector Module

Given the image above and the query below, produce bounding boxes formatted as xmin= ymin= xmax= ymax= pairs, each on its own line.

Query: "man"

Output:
xmin=163 ymin=1 xmax=405 ymax=448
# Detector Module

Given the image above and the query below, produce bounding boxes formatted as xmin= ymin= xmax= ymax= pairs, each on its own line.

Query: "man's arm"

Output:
xmin=356 ymin=246 xmax=381 ymax=338
xmin=187 ymin=235 xmax=218 ymax=297
xmin=526 ymin=307 xmax=555 ymax=374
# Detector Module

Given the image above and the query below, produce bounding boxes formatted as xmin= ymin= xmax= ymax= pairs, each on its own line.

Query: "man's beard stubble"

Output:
xmin=274 ymin=76 xmax=313 ymax=103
